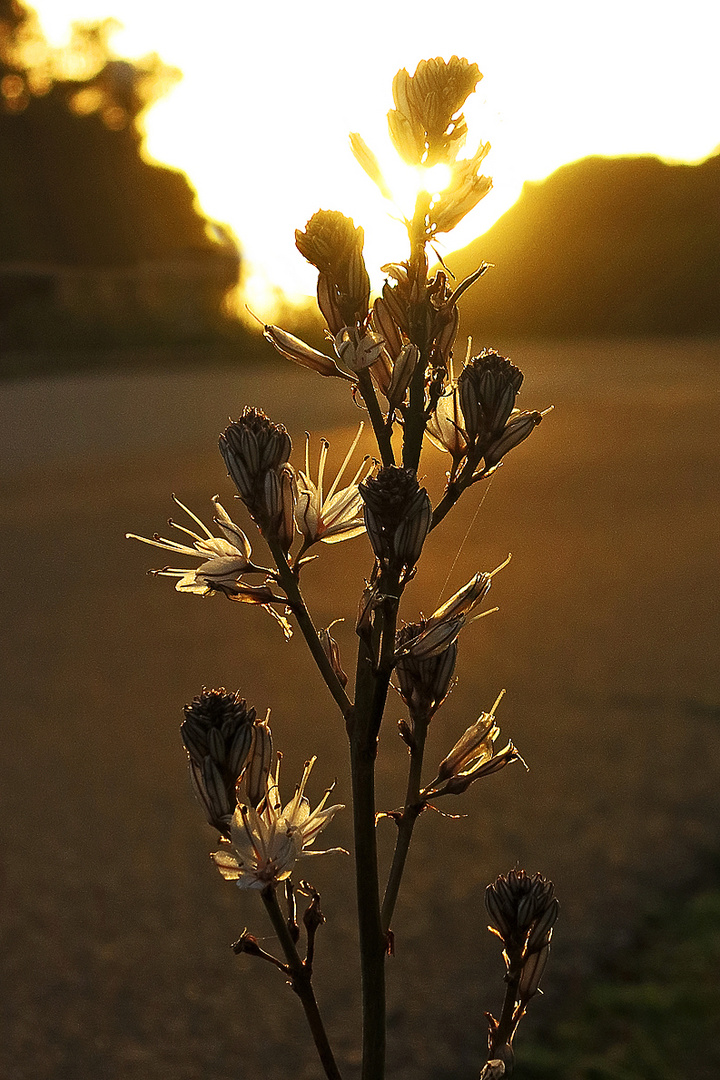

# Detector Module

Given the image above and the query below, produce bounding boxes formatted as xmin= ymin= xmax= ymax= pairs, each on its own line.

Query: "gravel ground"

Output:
xmin=1 ymin=338 xmax=719 ymax=1079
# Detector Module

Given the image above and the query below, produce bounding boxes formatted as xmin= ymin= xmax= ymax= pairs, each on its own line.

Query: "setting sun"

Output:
xmin=27 ymin=0 xmax=720 ymax=315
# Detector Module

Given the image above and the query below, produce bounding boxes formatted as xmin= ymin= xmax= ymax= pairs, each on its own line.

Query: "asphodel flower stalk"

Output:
xmin=128 ymin=56 xmax=556 ymax=1080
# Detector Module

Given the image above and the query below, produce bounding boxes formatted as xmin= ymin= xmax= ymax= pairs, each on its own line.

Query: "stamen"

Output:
xmin=317 ymin=440 xmax=329 ymax=502
xmin=326 ymin=422 xmax=364 ymax=502
xmin=171 ymin=495 xmax=215 ymax=539
xmin=489 ymin=553 xmax=512 ymax=578
xmin=490 ymin=688 xmax=506 ymax=715
xmin=470 ymin=605 xmax=499 ymax=622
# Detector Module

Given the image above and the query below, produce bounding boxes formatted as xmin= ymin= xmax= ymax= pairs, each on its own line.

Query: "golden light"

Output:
xmin=27 ymin=0 xmax=720 ymax=319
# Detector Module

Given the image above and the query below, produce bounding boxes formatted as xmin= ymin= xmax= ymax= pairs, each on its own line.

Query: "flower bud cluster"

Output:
xmin=388 ymin=56 xmax=482 ymax=168
xmin=296 ymin=210 xmax=370 ymax=331
xmin=219 ymin=407 xmax=295 ymax=551
xmin=360 ymin=466 xmax=431 ymax=574
xmin=485 ymin=870 xmax=559 ymax=1000
xmin=430 ymin=349 xmax=544 ymax=474
xmin=181 ymin=689 xmax=259 ymax=835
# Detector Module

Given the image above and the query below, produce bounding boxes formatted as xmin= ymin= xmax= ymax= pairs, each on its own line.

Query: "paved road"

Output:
xmin=2 ymin=340 xmax=719 ymax=1079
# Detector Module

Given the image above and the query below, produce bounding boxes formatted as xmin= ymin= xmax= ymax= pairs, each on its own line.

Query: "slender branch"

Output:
xmin=381 ymin=718 xmax=428 ymax=933
xmin=357 ymin=369 xmax=395 ymax=467
xmin=430 ymin=454 xmax=488 ymax=532
xmin=267 ymin=537 xmax=353 ymax=719
xmin=261 ymin=885 xmax=343 ymax=1080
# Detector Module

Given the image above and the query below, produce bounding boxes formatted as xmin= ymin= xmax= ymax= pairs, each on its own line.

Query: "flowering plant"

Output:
xmin=129 ymin=56 xmax=557 ymax=1080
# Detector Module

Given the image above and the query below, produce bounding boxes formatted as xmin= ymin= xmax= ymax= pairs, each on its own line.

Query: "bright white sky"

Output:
xmin=30 ymin=0 xmax=720 ymax=313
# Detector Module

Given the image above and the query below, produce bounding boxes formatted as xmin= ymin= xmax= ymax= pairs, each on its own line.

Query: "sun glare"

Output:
xmin=26 ymin=0 xmax=720 ymax=319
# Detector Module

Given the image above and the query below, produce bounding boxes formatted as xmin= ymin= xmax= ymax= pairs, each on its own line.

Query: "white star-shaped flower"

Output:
xmin=212 ymin=756 xmax=345 ymax=889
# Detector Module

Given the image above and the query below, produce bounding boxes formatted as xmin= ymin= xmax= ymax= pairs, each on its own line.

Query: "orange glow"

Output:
xmin=28 ymin=0 xmax=720 ymax=316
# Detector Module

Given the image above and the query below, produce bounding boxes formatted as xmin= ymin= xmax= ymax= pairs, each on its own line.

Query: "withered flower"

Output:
xmin=212 ymin=756 xmax=346 ymax=890
xmin=296 ymin=210 xmax=370 ymax=327
xmin=181 ymin=689 xmax=256 ymax=834
xmin=360 ymin=466 xmax=431 ymax=571
xmin=422 ymin=690 xmax=521 ymax=798
xmin=395 ymin=618 xmax=459 ymax=723
xmin=263 ymin=323 xmax=353 ymax=381
xmin=318 ymin=623 xmax=348 ymax=688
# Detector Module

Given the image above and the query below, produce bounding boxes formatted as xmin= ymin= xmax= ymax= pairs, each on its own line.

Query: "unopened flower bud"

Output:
xmin=458 ymin=350 xmax=524 ymax=446
xmin=518 ymin=943 xmax=550 ymax=999
xmin=484 ymin=410 xmax=543 ymax=468
xmin=361 ymin=466 xmax=431 ymax=570
xmin=388 ymin=57 xmax=482 ymax=168
xmin=296 ymin=210 xmax=370 ymax=326
xmin=182 ymin=689 xmax=256 ymax=832
xmin=318 ymin=625 xmax=348 ymax=688
xmin=238 ymin=714 xmax=273 ymax=809
xmin=265 ymin=463 xmax=296 ymax=553
xmin=349 ymin=131 xmax=393 ymax=201
xmin=219 ymin=409 xmax=292 ymax=529
xmin=263 ymin=324 xmax=351 ymax=380
xmin=371 ymin=295 xmax=403 ymax=361
xmin=385 ymin=343 xmax=419 ymax=409
xmin=485 ymin=869 xmax=558 ymax=982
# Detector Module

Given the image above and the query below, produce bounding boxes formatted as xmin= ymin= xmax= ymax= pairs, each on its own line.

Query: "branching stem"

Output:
xmin=267 ymin=537 xmax=353 ymax=719
xmin=261 ymin=885 xmax=343 ymax=1080
xmin=357 ymin=369 xmax=395 ymax=467
xmin=381 ymin=717 xmax=428 ymax=933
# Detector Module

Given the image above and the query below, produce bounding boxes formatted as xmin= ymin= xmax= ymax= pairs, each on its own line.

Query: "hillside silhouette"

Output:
xmin=447 ymin=152 xmax=720 ymax=338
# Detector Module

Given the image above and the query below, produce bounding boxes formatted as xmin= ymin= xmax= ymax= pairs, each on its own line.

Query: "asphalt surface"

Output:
xmin=2 ymin=339 xmax=719 ymax=1079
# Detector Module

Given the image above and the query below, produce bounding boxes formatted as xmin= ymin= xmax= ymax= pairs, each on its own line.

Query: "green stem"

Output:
xmin=261 ymin=885 xmax=343 ymax=1080
xmin=381 ymin=718 xmax=428 ymax=934
xmin=267 ymin=538 xmax=353 ymax=719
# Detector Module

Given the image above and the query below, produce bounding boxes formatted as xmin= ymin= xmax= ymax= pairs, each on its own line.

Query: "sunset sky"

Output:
xmin=29 ymin=0 xmax=720 ymax=312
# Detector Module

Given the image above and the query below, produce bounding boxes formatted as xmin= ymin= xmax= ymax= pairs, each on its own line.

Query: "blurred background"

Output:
xmin=1 ymin=1 xmax=719 ymax=1077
